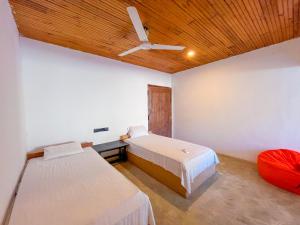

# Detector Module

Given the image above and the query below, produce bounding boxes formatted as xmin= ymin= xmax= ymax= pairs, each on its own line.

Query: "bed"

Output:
xmin=8 ymin=144 xmax=155 ymax=225
xmin=124 ymin=128 xmax=219 ymax=198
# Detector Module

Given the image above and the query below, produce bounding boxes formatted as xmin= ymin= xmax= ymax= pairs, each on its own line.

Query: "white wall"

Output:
xmin=0 ymin=0 xmax=25 ymax=223
xmin=173 ymin=38 xmax=300 ymax=162
xmin=21 ymin=38 xmax=171 ymax=150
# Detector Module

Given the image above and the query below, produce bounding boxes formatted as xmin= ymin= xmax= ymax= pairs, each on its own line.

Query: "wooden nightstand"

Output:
xmin=92 ymin=140 xmax=129 ymax=164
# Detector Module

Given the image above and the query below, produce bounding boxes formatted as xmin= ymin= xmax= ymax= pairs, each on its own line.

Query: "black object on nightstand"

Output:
xmin=92 ymin=140 xmax=129 ymax=164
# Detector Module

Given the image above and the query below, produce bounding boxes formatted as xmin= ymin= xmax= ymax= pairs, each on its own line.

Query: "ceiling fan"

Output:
xmin=118 ymin=7 xmax=185 ymax=57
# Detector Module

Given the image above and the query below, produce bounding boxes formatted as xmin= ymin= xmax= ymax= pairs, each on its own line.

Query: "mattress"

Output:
xmin=8 ymin=148 xmax=155 ymax=225
xmin=125 ymin=134 xmax=219 ymax=194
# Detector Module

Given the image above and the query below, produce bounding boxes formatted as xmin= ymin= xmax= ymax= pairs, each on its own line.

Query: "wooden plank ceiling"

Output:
xmin=9 ymin=0 xmax=300 ymax=73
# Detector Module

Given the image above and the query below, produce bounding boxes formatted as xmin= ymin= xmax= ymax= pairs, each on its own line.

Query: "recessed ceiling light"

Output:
xmin=187 ymin=50 xmax=195 ymax=57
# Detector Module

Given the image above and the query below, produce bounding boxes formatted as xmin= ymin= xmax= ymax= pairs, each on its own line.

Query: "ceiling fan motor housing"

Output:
xmin=141 ymin=42 xmax=152 ymax=50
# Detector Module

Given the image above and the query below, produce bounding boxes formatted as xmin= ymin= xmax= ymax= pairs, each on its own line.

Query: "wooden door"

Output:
xmin=148 ymin=85 xmax=172 ymax=137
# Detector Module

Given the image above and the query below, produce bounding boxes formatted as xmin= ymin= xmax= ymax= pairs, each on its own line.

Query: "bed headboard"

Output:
xmin=26 ymin=142 xmax=93 ymax=160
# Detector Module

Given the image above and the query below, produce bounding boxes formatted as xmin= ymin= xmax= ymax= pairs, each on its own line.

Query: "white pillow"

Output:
xmin=44 ymin=142 xmax=84 ymax=160
xmin=128 ymin=125 xmax=148 ymax=138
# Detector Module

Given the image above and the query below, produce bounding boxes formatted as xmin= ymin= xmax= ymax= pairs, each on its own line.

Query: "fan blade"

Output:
xmin=127 ymin=7 xmax=148 ymax=42
xmin=118 ymin=45 xmax=142 ymax=57
xmin=151 ymin=44 xmax=185 ymax=50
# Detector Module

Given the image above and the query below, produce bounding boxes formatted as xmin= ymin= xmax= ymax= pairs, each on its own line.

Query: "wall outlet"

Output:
xmin=94 ymin=127 xmax=109 ymax=133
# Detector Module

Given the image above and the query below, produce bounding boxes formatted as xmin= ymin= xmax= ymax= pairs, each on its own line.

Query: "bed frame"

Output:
xmin=127 ymin=151 xmax=216 ymax=198
xmin=26 ymin=142 xmax=93 ymax=160
xmin=122 ymin=134 xmax=216 ymax=198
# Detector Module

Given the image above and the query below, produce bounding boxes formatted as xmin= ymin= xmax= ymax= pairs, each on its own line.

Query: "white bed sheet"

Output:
xmin=125 ymin=134 xmax=219 ymax=194
xmin=8 ymin=148 xmax=155 ymax=225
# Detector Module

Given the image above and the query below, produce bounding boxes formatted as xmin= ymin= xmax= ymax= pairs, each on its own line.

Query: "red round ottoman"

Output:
xmin=258 ymin=149 xmax=300 ymax=195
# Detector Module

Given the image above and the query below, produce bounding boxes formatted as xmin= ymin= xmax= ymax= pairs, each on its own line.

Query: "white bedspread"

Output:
xmin=125 ymin=134 xmax=219 ymax=194
xmin=8 ymin=148 xmax=155 ymax=225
